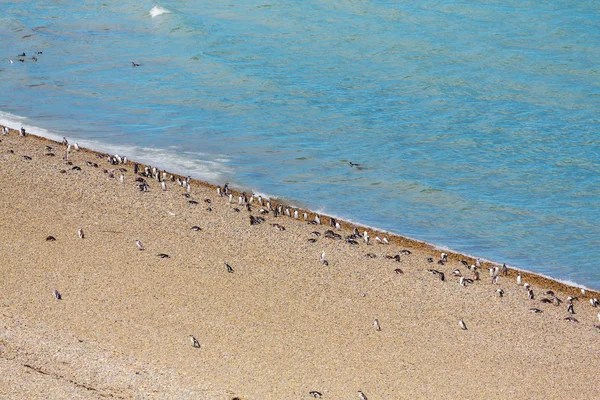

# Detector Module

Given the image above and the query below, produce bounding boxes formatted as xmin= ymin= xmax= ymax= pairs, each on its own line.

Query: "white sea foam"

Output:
xmin=149 ymin=6 xmax=171 ymax=18
xmin=0 ymin=111 xmax=231 ymax=184
xmin=0 ymin=112 xmax=65 ymax=143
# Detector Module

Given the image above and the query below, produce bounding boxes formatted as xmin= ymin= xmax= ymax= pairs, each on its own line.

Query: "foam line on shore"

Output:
xmin=0 ymin=113 xmax=233 ymax=185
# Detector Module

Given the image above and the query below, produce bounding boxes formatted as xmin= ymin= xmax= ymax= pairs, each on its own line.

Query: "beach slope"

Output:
xmin=0 ymin=130 xmax=599 ymax=399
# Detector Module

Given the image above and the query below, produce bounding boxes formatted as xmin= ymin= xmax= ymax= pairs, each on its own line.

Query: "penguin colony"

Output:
xmin=3 ymin=126 xmax=600 ymax=400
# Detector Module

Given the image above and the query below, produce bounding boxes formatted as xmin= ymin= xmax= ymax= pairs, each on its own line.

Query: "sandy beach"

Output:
xmin=0 ymin=127 xmax=599 ymax=399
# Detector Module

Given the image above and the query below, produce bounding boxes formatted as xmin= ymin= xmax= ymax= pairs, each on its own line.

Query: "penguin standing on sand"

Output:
xmin=190 ymin=335 xmax=200 ymax=348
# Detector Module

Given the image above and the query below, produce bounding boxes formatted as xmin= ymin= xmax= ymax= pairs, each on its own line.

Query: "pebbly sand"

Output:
xmin=0 ymin=127 xmax=599 ymax=399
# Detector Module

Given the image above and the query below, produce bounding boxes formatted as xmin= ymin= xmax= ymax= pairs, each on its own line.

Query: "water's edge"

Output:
xmin=3 ymin=122 xmax=597 ymax=296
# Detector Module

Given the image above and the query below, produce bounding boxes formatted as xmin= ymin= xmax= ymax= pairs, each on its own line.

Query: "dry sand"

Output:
xmin=0 ymin=128 xmax=599 ymax=399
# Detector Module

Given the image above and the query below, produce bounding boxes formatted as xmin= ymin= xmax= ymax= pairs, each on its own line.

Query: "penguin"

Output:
xmin=190 ymin=335 xmax=200 ymax=348
xmin=225 ymin=262 xmax=234 ymax=273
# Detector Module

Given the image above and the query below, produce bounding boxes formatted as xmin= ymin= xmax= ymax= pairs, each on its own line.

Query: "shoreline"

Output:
xmin=2 ymin=123 xmax=596 ymax=298
xmin=2 ymin=125 xmax=600 ymax=399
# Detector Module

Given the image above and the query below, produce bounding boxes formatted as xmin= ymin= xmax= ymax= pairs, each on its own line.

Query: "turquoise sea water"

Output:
xmin=1 ymin=1 xmax=599 ymax=288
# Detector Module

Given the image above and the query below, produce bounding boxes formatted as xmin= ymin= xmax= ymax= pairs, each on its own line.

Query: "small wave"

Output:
xmin=0 ymin=111 xmax=231 ymax=184
xmin=149 ymin=6 xmax=171 ymax=18
xmin=0 ymin=111 xmax=65 ymax=143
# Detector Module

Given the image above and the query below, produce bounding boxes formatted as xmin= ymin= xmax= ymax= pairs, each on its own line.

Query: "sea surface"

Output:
xmin=1 ymin=1 xmax=599 ymax=288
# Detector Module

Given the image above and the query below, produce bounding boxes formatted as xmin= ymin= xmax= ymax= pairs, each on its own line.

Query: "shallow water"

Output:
xmin=1 ymin=1 xmax=599 ymax=288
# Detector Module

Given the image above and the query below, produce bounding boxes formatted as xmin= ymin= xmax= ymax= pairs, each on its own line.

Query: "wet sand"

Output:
xmin=1 ymin=127 xmax=599 ymax=399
